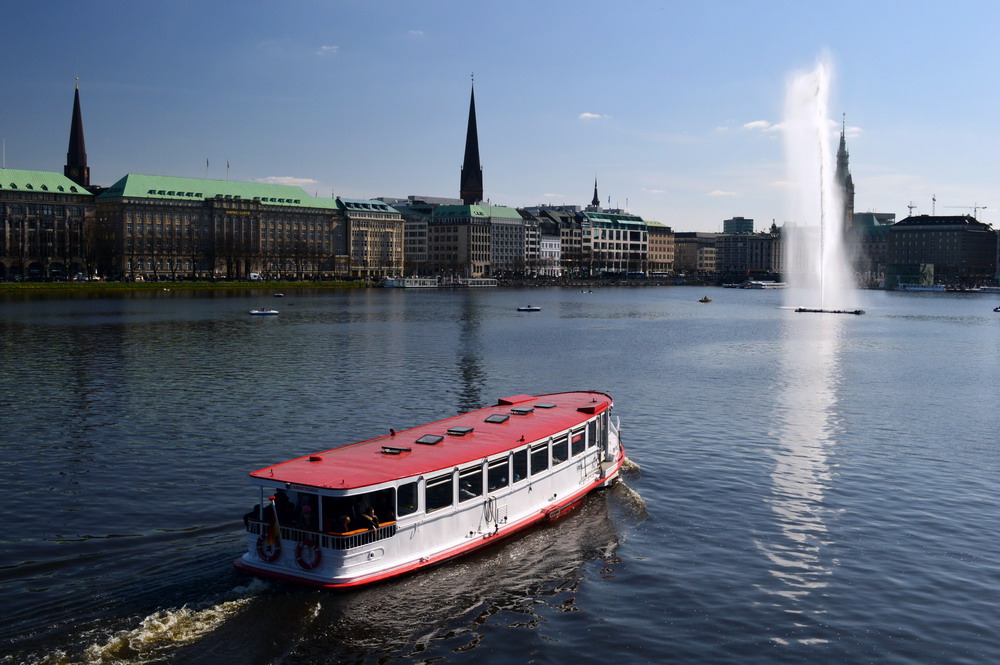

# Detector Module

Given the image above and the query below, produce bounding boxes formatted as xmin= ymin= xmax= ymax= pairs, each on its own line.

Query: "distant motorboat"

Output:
xmin=994 ymin=306 xmax=1000 ymax=313
xmin=273 ymin=293 xmax=284 ymax=298
xmin=699 ymin=296 xmax=712 ymax=303
xmin=250 ymin=309 xmax=279 ymax=316
xmin=517 ymin=305 xmax=541 ymax=312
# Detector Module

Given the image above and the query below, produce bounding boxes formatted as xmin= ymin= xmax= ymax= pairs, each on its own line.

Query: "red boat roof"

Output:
xmin=250 ymin=391 xmax=612 ymax=490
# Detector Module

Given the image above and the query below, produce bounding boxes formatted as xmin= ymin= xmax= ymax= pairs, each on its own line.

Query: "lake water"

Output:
xmin=1 ymin=285 xmax=998 ymax=665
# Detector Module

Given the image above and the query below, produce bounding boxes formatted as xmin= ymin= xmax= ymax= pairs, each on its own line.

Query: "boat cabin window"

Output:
xmin=530 ymin=442 xmax=549 ymax=475
xmin=320 ymin=488 xmax=396 ymax=533
xmin=398 ymin=481 xmax=418 ymax=517
xmin=426 ymin=474 xmax=453 ymax=512
xmin=571 ymin=429 xmax=585 ymax=456
xmin=512 ymin=449 xmax=528 ymax=483
xmin=588 ymin=418 xmax=601 ymax=449
xmin=487 ymin=459 xmax=509 ymax=491
xmin=459 ymin=466 xmax=483 ymax=502
xmin=552 ymin=435 xmax=568 ymax=465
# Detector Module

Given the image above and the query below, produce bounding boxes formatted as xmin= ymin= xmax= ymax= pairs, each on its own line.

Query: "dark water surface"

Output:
xmin=1 ymin=286 xmax=998 ymax=664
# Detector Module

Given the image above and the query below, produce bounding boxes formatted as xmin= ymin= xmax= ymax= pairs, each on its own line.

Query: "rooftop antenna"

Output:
xmin=932 ymin=194 xmax=936 ymax=215
xmin=907 ymin=201 xmax=916 ymax=216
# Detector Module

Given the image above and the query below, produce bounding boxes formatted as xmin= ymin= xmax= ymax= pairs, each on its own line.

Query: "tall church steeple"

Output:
xmin=836 ymin=115 xmax=855 ymax=232
xmin=64 ymin=79 xmax=90 ymax=188
xmin=591 ymin=177 xmax=600 ymax=208
xmin=459 ymin=83 xmax=483 ymax=205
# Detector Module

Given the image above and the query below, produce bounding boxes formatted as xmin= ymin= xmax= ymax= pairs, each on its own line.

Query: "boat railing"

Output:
xmin=247 ymin=519 xmax=397 ymax=550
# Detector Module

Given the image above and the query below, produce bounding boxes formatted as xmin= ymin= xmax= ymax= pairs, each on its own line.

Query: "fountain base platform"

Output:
xmin=795 ymin=307 xmax=865 ymax=315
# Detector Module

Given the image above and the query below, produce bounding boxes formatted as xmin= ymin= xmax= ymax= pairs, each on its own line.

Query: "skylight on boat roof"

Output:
xmin=447 ymin=426 xmax=474 ymax=436
xmin=381 ymin=446 xmax=411 ymax=455
xmin=485 ymin=414 xmax=509 ymax=424
xmin=535 ymin=403 xmax=557 ymax=409
xmin=511 ymin=406 xmax=534 ymax=415
xmin=415 ymin=434 xmax=444 ymax=445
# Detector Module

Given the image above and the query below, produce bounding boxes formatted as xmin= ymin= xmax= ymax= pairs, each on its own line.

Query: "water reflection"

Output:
xmin=758 ymin=314 xmax=845 ymax=621
xmin=455 ymin=291 xmax=486 ymax=412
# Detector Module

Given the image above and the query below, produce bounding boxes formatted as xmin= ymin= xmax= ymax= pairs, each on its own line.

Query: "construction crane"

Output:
xmin=907 ymin=201 xmax=917 ymax=216
xmin=944 ymin=204 xmax=988 ymax=218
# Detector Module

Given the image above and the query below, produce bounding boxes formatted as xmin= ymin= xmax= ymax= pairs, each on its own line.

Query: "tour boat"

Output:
xmin=234 ymin=391 xmax=625 ymax=589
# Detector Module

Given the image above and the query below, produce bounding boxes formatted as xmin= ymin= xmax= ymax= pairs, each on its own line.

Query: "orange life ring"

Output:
xmin=256 ymin=530 xmax=282 ymax=562
xmin=295 ymin=538 xmax=322 ymax=569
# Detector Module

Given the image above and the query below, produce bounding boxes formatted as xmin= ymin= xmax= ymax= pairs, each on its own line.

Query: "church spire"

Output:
xmin=459 ymin=81 xmax=483 ymax=205
xmin=591 ymin=177 xmax=600 ymax=208
xmin=64 ymin=78 xmax=90 ymax=188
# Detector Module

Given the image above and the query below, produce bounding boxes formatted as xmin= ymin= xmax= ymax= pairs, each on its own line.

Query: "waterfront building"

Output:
xmin=519 ymin=209 xmax=541 ymax=275
xmin=716 ymin=231 xmax=776 ymax=279
xmin=427 ymin=204 xmax=524 ymax=277
xmin=673 ymin=232 xmax=720 ymax=275
xmin=723 ymin=216 xmax=753 ymax=235
xmin=378 ymin=195 xmax=463 ymax=274
xmin=94 ymin=174 xmax=346 ymax=280
xmin=0 ymin=169 xmax=94 ymax=280
xmin=849 ymin=212 xmax=895 ymax=287
xmin=536 ymin=214 xmax=562 ymax=277
xmin=645 ymin=221 xmax=675 ymax=273
xmin=578 ymin=209 xmax=648 ymax=275
xmin=336 ymin=198 xmax=404 ymax=279
xmin=885 ymin=215 xmax=997 ymax=286
xmin=533 ymin=208 xmax=584 ymax=276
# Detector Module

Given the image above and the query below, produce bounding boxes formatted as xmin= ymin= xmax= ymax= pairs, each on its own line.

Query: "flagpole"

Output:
xmin=205 ymin=159 xmax=209 ymax=179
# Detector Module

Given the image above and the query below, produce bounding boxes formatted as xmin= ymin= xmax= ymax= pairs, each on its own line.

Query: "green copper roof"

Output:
xmin=0 ymin=168 xmax=91 ymax=195
xmin=432 ymin=204 xmax=522 ymax=220
xmin=96 ymin=173 xmax=336 ymax=209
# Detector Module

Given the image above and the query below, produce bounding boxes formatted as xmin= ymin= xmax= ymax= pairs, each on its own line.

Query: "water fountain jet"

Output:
xmin=782 ymin=57 xmax=863 ymax=314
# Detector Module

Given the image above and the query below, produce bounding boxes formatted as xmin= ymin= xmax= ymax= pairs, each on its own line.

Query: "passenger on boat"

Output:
xmin=273 ymin=490 xmax=296 ymax=524
xmin=299 ymin=504 xmax=316 ymax=531
xmin=242 ymin=504 xmax=260 ymax=528
xmin=358 ymin=506 xmax=380 ymax=530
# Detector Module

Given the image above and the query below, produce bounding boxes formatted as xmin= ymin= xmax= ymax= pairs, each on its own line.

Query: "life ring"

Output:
xmin=256 ymin=530 xmax=282 ymax=562
xmin=295 ymin=538 xmax=322 ymax=570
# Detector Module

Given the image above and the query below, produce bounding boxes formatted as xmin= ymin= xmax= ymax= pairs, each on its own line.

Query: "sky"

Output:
xmin=3 ymin=0 xmax=1000 ymax=232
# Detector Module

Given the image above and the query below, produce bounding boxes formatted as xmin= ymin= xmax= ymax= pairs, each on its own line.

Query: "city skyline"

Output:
xmin=3 ymin=1 xmax=1000 ymax=232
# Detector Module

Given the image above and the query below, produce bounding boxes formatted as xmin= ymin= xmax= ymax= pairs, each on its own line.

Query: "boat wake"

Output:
xmin=15 ymin=579 xmax=269 ymax=665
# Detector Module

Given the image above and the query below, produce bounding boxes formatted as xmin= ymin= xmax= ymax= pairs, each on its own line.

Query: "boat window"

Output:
xmin=320 ymin=488 xmax=395 ymax=533
xmin=487 ymin=459 xmax=509 ymax=492
xmin=426 ymin=474 xmax=454 ymax=512
xmin=512 ymin=449 xmax=528 ymax=483
xmin=530 ymin=443 xmax=549 ymax=475
xmin=571 ymin=430 xmax=585 ymax=456
xmin=552 ymin=435 xmax=568 ymax=465
xmin=398 ymin=481 xmax=418 ymax=517
xmin=587 ymin=419 xmax=599 ymax=448
xmin=459 ymin=466 xmax=483 ymax=502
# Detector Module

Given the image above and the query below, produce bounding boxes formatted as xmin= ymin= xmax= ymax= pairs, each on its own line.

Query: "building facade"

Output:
xmin=673 ymin=232 xmax=720 ymax=274
xmin=886 ymin=215 xmax=997 ymax=286
xmin=645 ymin=221 xmax=675 ymax=273
xmin=723 ymin=216 xmax=753 ymax=234
xmin=578 ymin=210 xmax=648 ymax=275
xmin=0 ymin=169 xmax=94 ymax=280
xmin=427 ymin=205 xmax=523 ymax=277
xmin=94 ymin=174 xmax=346 ymax=280
xmin=337 ymin=198 xmax=404 ymax=279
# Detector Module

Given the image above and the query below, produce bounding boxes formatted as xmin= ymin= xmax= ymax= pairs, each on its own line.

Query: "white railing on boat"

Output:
xmin=247 ymin=519 xmax=397 ymax=550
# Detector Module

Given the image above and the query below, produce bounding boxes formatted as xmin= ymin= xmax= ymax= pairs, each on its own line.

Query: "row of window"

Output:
xmin=398 ymin=424 xmax=600 ymax=516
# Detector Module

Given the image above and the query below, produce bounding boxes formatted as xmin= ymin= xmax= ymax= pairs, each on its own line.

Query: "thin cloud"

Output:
xmin=253 ymin=176 xmax=319 ymax=188
xmin=317 ymin=45 xmax=339 ymax=56
xmin=408 ymin=30 xmax=425 ymax=37
xmin=579 ymin=112 xmax=607 ymax=120
xmin=644 ymin=188 xmax=666 ymax=194
xmin=708 ymin=190 xmax=737 ymax=197
xmin=743 ymin=120 xmax=779 ymax=131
